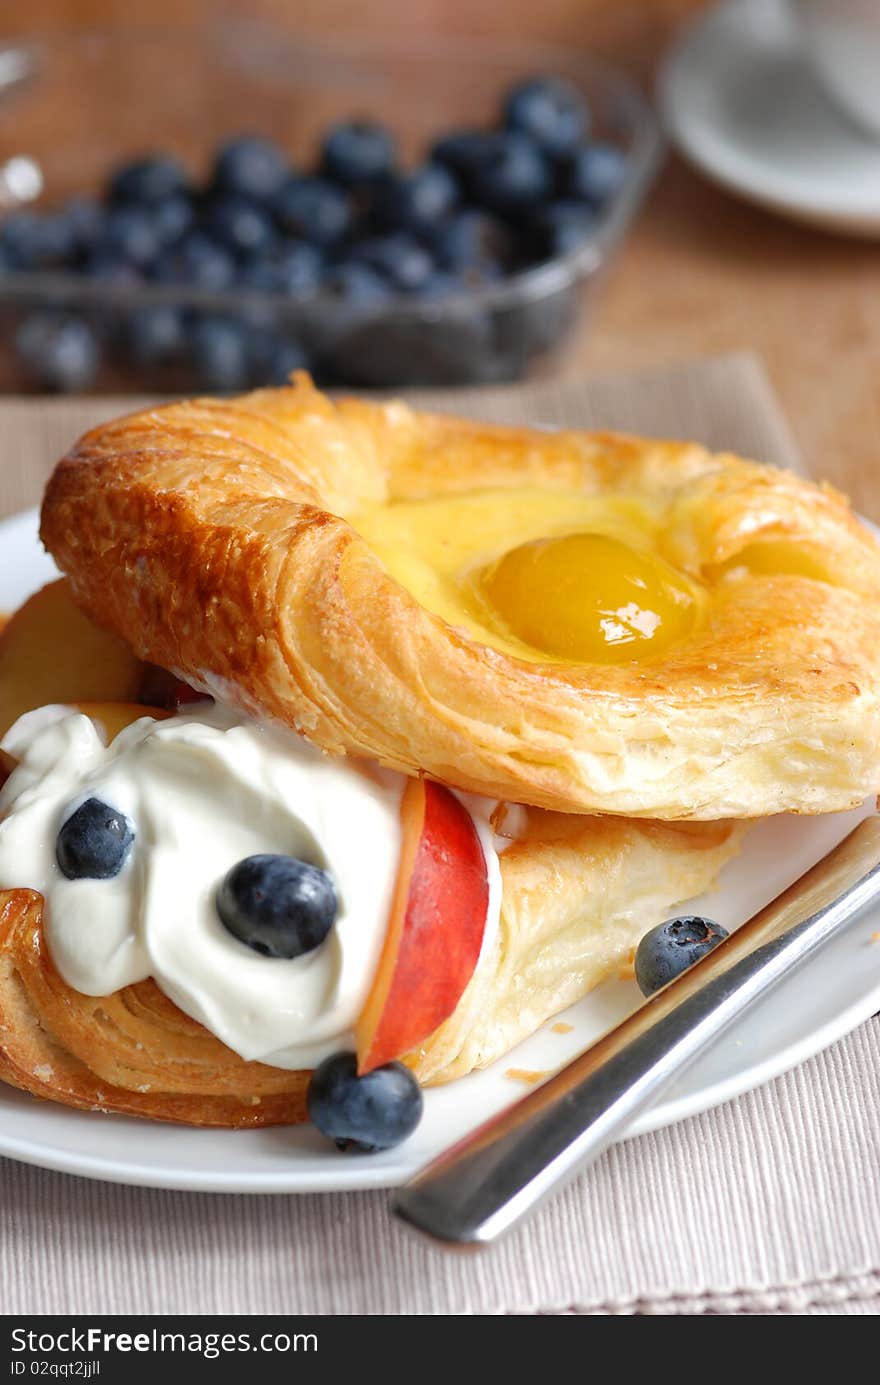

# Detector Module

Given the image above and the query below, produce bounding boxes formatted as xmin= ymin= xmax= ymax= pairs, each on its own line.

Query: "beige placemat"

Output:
xmin=1 ymin=353 xmax=877 ymax=1318
xmin=0 ymin=352 xmax=802 ymax=519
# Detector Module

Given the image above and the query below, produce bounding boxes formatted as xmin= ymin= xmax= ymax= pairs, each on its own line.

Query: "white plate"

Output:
xmin=659 ymin=0 xmax=880 ymax=236
xmin=1 ymin=507 xmax=879 ymax=1193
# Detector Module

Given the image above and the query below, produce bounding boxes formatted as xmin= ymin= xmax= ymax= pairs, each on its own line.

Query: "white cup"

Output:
xmin=790 ymin=0 xmax=880 ymax=138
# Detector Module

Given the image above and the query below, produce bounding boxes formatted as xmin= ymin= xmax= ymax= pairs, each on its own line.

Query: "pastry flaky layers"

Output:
xmin=0 ymin=814 xmax=741 ymax=1125
xmin=41 ymin=375 xmax=880 ymax=819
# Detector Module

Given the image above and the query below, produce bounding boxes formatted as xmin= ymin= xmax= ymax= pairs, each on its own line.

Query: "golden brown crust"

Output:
xmin=0 ymin=812 xmax=742 ymax=1121
xmin=40 ymin=374 xmax=880 ymax=818
xmin=0 ymin=890 xmax=308 ymax=1127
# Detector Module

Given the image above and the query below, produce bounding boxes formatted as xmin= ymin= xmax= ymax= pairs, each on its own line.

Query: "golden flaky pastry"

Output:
xmin=0 ymin=817 xmax=741 ymax=1123
xmin=41 ymin=375 xmax=880 ymax=819
xmin=0 ymin=891 xmax=308 ymax=1128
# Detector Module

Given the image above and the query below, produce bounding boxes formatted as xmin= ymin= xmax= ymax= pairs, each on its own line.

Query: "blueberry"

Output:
xmin=237 ymin=240 xmax=323 ymax=297
xmin=96 ymin=206 xmax=160 ymax=269
xmin=246 ymin=328 xmax=309 ymax=385
xmin=109 ymin=155 xmax=189 ymax=205
xmin=503 ymin=75 xmax=589 ymax=159
xmin=125 ymin=304 xmax=186 ymax=368
xmin=38 ymin=211 xmax=80 ymax=267
xmin=430 ymin=129 xmax=492 ymax=180
xmin=15 ymin=314 xmax=100 ymax=392
xmin=1 ymin=211 xmax=74 ymax=270
xmin=1 ymin=213 xmax=40 ymax=268
xmin=150 ymin=193 xmax=196 ymax=246
xmin=264 ymin=339 xmax=310 ymax=386
xmin=566 ymin=141 xmax=628 ymax=208
xmin=375 ymin=163 xmax=458 ymax=235
xmin=466 ymin=131 xmax=552 ymax=216
xmin=634 ymin=915 xmax=729 ymax=997
xmin=189 ymin=315 xmax=251 ymax=391
xmin=417 ymin=270 xmax=463 ymax=299
xmin=212 ymin=135 xmax=290 ymax=202
xmin=150 ymin=232 xmax=236 ymax=290
xmin=205 ymin=195 xmax=277 ymax=259
xmin=322 ymin=260 xmax=391 ymax=306
xmin=81 ymin=251 xmax=142 ymax=289
xmin=408 ymin=266 xmax=491 ymax=300
xmin=321 ymin=120 xmax=397 ymax=187
xmin=532 ymin=199 xmax=601 ymax=258
xmin=216 ymin=853 xmax=337 ymax=959
xmin=60 ymin=196 xmax=105 ymax=259
xmin=56 ymin=797 xmax=134 ymax=880
xmin=430 ymin=209 xmax=512 ymax=276
xmin=272 ymin=177 xmax=352 ymax=247
xmin=351 ymin=234 xmax=434 ymax=294
xmin=307 ymin=1052 xmax=423 ymax=1153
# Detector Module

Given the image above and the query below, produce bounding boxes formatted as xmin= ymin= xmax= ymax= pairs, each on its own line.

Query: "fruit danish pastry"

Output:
xmin=40 ymin=374 xmax=880 ymax=820
xmin=8 ymin=368 xmax=875 ymax=1144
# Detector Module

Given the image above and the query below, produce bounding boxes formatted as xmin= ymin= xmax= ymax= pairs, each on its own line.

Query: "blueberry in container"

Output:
xmin=0 ymin=28 xmax=662 ymax=393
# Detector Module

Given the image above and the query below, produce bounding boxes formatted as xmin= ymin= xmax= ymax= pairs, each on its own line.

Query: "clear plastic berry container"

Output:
xmin=0 ymin=24 xmax=663 ymax=393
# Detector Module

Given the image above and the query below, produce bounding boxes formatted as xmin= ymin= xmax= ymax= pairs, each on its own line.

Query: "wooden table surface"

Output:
xmin=574 ymin=155 xmax=880 ymax=520
xmin=6 ymin=1 xmax=879 ymax=516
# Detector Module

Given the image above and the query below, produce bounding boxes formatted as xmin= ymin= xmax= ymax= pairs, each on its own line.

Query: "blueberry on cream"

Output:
xmin=217 ymin=853 xmax=338 ymax=959
xmin=56 ymin=796 xmax=135 ymax=880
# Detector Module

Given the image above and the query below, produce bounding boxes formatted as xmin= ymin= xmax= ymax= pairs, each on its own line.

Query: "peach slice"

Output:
xmin=0 ymin=579 xmax=144 ymax=738
xmin=356 ymin=778 xmax=489 ymax=1075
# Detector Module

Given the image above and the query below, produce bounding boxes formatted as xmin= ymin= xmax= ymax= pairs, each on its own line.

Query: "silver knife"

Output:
xmin=393 ymin=812 xmax=880 ymax=1248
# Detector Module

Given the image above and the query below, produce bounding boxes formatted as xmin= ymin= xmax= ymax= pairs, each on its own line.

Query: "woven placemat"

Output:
xmin=0 ymin=353 xmax=801 ymax=522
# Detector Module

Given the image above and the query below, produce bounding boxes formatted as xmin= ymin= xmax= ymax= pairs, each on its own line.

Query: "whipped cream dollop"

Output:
xmin=0 ymin=705 xmax=499 ymax=1069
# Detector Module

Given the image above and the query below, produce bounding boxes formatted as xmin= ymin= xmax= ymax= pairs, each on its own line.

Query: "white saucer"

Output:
xmin=659 ymin=0 xmax=880 ymax=235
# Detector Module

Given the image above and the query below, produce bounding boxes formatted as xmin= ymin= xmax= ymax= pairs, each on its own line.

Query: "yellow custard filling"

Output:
xmin=712 ymin=539 xmax=834 ymax=584
xmin=350 ymin=488 xmax=705 ymax=665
